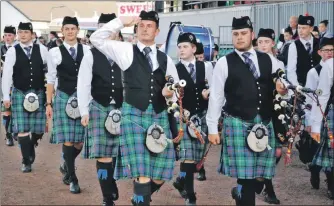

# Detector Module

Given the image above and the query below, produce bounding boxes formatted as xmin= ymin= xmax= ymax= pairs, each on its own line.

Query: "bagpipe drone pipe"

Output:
xmin=273 ymin=69 xmax=322 ymax=164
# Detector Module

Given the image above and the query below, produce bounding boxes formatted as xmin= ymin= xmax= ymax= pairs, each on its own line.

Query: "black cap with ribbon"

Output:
xmin=18 ymin=22 xmax=33 ymax=32
xmin=195 ymin=42 xmax=204 ymax=55
xmin=258 ymin=28 xmax=275 ymax=40
xmin=4 ymin=26 xmax=16 ymax=34
xmin=319 ymin=37 xmax=334 ymax=49
xmin=298 ymin=15 xmax=314 ymax=27
xmin=177 ymin=32 xmax=197 ymax=45
xmin=232 ymin=16 xmax=253 ymax=30
xmin=139 ymin=10 xmax=159 ymax=27
xmin=98 ymin=13 xmax=117 ymax=24
xmin=62 ymin=16 xmax=79 ymax=27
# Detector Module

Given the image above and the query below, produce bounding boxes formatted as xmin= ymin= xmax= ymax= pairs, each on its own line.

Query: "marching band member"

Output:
xmin=257 ymin=28 xmax=285 ymax=205
xmin=206 ymin=16 xmax=287 ymax=206
xmin=2 ymin=22 xmax=48 ymax=172
xmin=172 ymin=32 xmax=211 ymax=205
xmin=287 ymin=15 xmax=321 ymax=87
xmin=90 ymin=11 xmax=180 ymax=206
xmin=78 ymin=13 xmax=122 ymax=206
xmin=46 ymin=16 xmax=91 ymax=194
xmin=305 ymin=37 xmax=334 ymax=132
xmin=1 ymin=25 xmax=17 ymax=147
xmin=319 ymin=20 xmax=333 ymax=40
xmin=310 ymin=45 xmax=334 ymax=200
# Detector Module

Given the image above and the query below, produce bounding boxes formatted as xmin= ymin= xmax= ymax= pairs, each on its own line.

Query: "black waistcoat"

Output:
xmin=176 ymin=61 xmax=208 ymax=116
xmin=123 ymin=45 xmax=167 ymax=114
xmin=314 ymin=63 xmax=322 ymax=76
xmin=223 ymin=51 xmax=274 ymax=121
xmin=91 ymin=48 xmax=123 ymax=108
xmin=295 ymin=39 xmax=321 ymax=86
xmin=13 ymin=44 xmax=45 ymax=91
xmin=56 ymin=44 xmax=84 ymax=95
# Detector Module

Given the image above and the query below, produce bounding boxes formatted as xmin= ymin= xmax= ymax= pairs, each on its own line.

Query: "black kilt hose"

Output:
xmin=50 ymin=90 xmax=85 ymax=144
xmin=10 ymin=87 xmax=46 ymax=134
xmin=82 ymin=100 xmax=119 ymax=159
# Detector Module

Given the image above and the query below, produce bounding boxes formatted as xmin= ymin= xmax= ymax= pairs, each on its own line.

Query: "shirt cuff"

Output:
xmin=80 ymin=109 xmax=89 ymax=117
xmin=3 ymin=95 xmax=10 ymax=101
xmin=311 ymin=124 xmax=321 ymax=133
xmin=208 ymin=125 xmax=218 ymax=135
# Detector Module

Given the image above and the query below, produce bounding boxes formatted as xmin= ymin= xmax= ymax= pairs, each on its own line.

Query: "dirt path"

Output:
xmin=1 ymin=127 xmax=333 ymax=205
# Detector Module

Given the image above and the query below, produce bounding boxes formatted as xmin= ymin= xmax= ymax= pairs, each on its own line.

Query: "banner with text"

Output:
xmin=117 ymin=2 xmax=155 ymax=17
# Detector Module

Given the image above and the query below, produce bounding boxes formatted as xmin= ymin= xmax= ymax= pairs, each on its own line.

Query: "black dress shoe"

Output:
xmin=173 ymin=177 xmax=187 ymax=198
xmin=197 ymin=168 xmax=206 ymax=181
xmin=69 ymin=180 xmax=81 ymax=194
xmin=5 ymin=133 xmax=14 ymax=146
xmin=59 ymin=163 xmax=70 ymax=185
xmin=185 ymin=193 xmax=196 ymax=205
xmin=231 ymin=187 xmax=241 ymax=206
xmin=310 ymin=175 xmax=320 ymax=189
xmin=264 ymin=194 xmax=281 ymax=204
xmin=21 ymin=163 xmax=32 ymax=173
xmin=103 ymin=197 xmax=115 ymax=206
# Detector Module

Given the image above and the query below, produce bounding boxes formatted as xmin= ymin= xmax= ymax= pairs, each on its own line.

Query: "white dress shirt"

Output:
xmin=206 ymin=48 xmax=281 ymax=134
xmin=304 ymin=60 xmax=325 ymax=126
xmin=1 ymin=42 xmax=48 ymax=101
xmin=89 ymin=18 xmax=180 ymax=102
xmin=180 ymin=58 xmax=213 ymax=87
xmin=46 ymin=41 xmax=91 ymax=85
xmin=287 ymin=36 xmax=314 ymax=86
xmin=311 ymin=58 xmax=334 ymax=133
xmin=90 ymin=18 xmax=179 ymax=78
xmin=77 ymin=49 xmax=100 ymax=116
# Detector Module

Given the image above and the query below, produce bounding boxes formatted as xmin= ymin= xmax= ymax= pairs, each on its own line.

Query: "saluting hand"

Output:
xmin=81 ymin=115 xmax=89 ymax=127
xmin=119 ymin=16 xmax=141 ymax=27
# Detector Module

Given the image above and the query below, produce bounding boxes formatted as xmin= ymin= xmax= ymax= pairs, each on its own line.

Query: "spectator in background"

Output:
xmin=312 ymin=26 xmax=320 ymax=39
xmin=32 ymin=32 xmax=38 ymax=44
xmin=38 ymin=36 xmax=46 ymax=46
xmin=319 ymin=20 xmax=333 ymax=40
xmin=288 ymin=16 xmax=299 ymax=40
xmin=212 ymin=43 xmax=219 ymax=62
xmin=47 ymin=31 xmax=58 ymax=50
xmin=277 ymin=27 xmax=294 ymax=67
xmin=55 ymin=38 xmax=63 ymax=46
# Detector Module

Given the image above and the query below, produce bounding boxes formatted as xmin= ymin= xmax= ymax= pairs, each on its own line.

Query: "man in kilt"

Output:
xmin=311 ymin=54 xmax=334 ymax=200
xmin=77 ymin=13 xmax=122 ymax=206
xmin=2 ymin=22 xmax=48 ymax=172
xmin=171 ymin=32 xmax=211 ymax=205
xmin=90 ymin=11 xmax=180 ymax=205
xmin=206 ymin=16 xmax=287 ymax=206
xmin=1 ymin=25 xmax=17 ymax=146
xmin=46 ymin=16 xmax=91 ymax=194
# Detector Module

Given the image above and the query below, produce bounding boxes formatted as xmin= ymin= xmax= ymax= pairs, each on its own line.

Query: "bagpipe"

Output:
xmin=273 ymin=69 xmax=334 ymax=165
xmin=165 ymin=75 xmax=206 ymax=145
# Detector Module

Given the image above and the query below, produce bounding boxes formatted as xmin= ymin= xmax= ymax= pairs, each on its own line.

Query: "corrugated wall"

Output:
xmin=156 ymin=1 xmax=333 ymax=45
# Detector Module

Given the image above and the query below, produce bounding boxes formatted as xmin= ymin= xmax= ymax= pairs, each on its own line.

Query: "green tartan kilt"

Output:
xmin=218 ymin=115 xmax=277 ymax=179
xmin=179 ymin=112 xmax=207 ymax=162
xmin=82 ymin=100 xmax=120 ymax=159
xmin=50 ymin=90 xmax=85 ymax=144
xmin=10 ymin=87 xmax=46 ymax=134
xmin=312 ymin=107 xmax=334 ymax=171
xmin=113 ymin=102 xmax=175 ymax=181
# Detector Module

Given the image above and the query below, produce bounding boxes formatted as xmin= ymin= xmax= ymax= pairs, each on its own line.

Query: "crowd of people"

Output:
xmin=0 ymin=8 xmax=333 ymax=206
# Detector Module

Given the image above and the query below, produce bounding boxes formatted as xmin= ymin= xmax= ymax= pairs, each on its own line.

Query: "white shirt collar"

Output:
xmin=63 ymin=41 xmax=78 ymax=51
xmin=235 ymin=47 xmax=257 ymax=59
xmin=137 ymin=41 xmax=157 ymax=55
xmin=300 ymin=35 xmax=313 ymax=45
xmin=5 ymin=43 xmax=14 ymax=48
xmin=19 ymin=41 xmax=33 ymax=49
xmin=180 ymin=57 xmax=196 ymax=68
